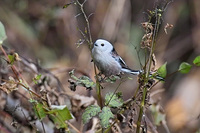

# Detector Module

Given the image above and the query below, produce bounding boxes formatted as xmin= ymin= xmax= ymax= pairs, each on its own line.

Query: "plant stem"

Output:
xmin=136 ymin=87 xmax=147 ymax=133
xmin=147 ymin=11 xmax=160 ymax=79
xmin=33 ymin=102 xmax=46 ymax=133
xmin=76 ymin=0 xmax=103 ymax=108
xmin=17 ymin=82 xmax=47 ymax=101
xmin=93 ymin=65 xmax=103 ymax=108
xmin=66 ymin=121 xmax=81 ymax=133
xmin=0 ymin=45 xmax=47 ymax=102
xmin=0 ymin=45 xmax=20 ymax=81
xmin=76 ymin=0 xmax=93 ymax=48
xmin=136 ymin=8 xmax=162 ymax=133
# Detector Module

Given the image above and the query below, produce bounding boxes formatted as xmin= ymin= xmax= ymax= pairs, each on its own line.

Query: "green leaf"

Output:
xmin=49 ymin=105 xmax=73 ymax=129
xmin=0 ymin=21 xmax=7 ymax=44
xmin=193 ymin=56 xmax=200 ymax=66
xmin=99 ymin=107 xmax=114 ymax=128
xmin=33 ymin=74 xmax=42 ymax=84
xmin=105 ymin=92 xmax=123 ymax=108
xmin=178 ymin=62 xmax=192 ymax=74
xmin=79 ymin=76 xmax=96 ymax=88
xmin=29 ymin=98 xmax=37 ymax=103
xmin=105 ymin=75 xmax=120 ymax=83
xmin=69 ymin=69 xmax=96 ymax=89
xmin=8 ymin=54 xmax=15 ymax=65
xmin=82 ymin=105 xmax=101 ymax=124
xmin=35 ymin=74 xmax=42 ymax=80
xmin=157 ymin=62 xmax=167 ymax=78
xmin=33 ymin=102 xmax=47 ymax=120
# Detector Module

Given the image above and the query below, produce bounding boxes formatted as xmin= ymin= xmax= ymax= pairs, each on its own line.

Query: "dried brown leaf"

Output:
xmin=71 ymin=94 xmax=97 ymax=118
xmin=164 ymin=23 xmax=173 ymax=34
xmin=0 ymin=76 xmax=18 ymax=94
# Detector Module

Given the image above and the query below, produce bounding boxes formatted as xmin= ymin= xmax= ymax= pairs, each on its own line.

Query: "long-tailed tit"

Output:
xmin=92 ymin=39 xmax=141 ymax=77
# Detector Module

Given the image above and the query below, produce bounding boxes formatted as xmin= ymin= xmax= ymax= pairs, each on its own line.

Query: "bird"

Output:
xmin=92 ymin=39 xmax=142 ymax=77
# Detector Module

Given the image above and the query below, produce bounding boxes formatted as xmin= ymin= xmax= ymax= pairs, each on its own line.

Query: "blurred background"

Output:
xmin=0 ymin=0 xmax=200 ymax=132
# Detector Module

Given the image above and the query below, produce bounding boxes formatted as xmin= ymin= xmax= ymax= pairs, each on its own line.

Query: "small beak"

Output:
xmin=94 ymin=43 xmax=98 ymax=47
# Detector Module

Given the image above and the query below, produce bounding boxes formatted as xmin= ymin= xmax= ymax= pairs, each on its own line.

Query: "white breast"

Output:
xmin=92 ymin=49 xmax=122 ymax=76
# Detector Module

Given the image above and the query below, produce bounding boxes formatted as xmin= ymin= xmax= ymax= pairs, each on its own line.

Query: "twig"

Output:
xmin=66 ymin=121 xmax=81 ymax=133
xmin=75 ymin=12 xmax=83 ymax=18
xmin=105 ymin=79 xmax=125 ymax=106
xmin=20 ymin=108 xmax=38 ymax=131
xmin=76 ymin=0 xmax=93 ymax=48
xmin=32 ymin=102 xmax=46 ymax=133
xmin=136 ymin=86 xmax=147 ymax=133
xmin=17 ymin=82 xmax=47 ymax=102
xmin=136 ymin=6 xmax=163 ymax=133
xmin=0 ymin=45 xmax=46 ymax=101
xmin=0 ymin=45 xmax=19 ymax=81
xmin=88 ymin=13 xmax=94 ymax=20
xmin=75 ymin=0 xmax=103 ymax=108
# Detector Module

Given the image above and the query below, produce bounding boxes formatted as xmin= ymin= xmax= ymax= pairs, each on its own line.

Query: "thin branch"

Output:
xmin=77 ymin=27 xmax=90 ymax=45
xmin=137 ymin=6 xmax=163 ymax=133
xmin=75 ymin=0 xmax=103 ymax=108
xmin=0 ymin=45 xmax=19 ymax=81
xmin=0 ymin=45 xmax=46 ymax=102
xmin=32 ymin=102 xmax=46 ymax=133
xmin=75 ymin=12 xmax=83 ymax=18
xmin=66 ymin=121 xmax=81 ymax=133
xmin=76 ymin=0 xmax=93 ymax=48
xmin=88 ymin=13 xmax=94 ymax=20
xmin=17 ymin=82 xmax=47 ymax=102
xmin=105 ymin=79 xmax=125 ymax=106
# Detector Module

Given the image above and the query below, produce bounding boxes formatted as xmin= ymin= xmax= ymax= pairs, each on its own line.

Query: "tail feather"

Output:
xmin=122 ymin=68 xmax=164 ymax=81
xmin=149 ymin=73 xmax=165 ymax=81
xmin=121 ymin=68 xmax=141 ymax=75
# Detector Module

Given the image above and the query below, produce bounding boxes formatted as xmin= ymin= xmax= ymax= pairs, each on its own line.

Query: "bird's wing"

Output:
xmin=111 ymin=48 xmax=128 ymax=68
xmin=111 ymin=48 xmax=141 ymax=75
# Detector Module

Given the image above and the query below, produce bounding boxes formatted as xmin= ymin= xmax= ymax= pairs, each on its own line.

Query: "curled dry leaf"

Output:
xmin=164 ymin=23 xmax=173 ymax=34
xmin=141 ymin=33 xmax=153 ymax=48
xmin=151 ymin=53 xmax=157 ymax=71
xmin=141 ymin=22 xmax=153 ymax=48
xmin=13 ymin=53 xmax=21 ymax=61
xmin=0 ymin=76 xmax=18 ymax=94
xmin=141 ymin=22 xmax=153 ymax=31
xmin=71 ymin=94 xmax=97 ymax=118
xmin=141 ymin=21 xmax=158 ymax=71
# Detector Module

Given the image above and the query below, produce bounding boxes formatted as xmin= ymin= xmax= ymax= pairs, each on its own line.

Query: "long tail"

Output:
xmin=149 ymin=73 xmax=165 ymax=81
xmin=122 ymin=68 xmax=164 ymax=81
xmin=121 ymin=68 xmax=141 ymax=75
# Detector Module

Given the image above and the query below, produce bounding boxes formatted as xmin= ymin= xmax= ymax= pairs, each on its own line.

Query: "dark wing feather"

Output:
xmin=111 ymin=48 xmax=129 ymax=69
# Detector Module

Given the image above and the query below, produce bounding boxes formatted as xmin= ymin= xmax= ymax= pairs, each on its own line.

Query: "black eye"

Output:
xmin=101 ymin=43 xmax=104 ymax=46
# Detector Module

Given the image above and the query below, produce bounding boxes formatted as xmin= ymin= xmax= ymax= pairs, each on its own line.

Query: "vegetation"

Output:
xmin=0 ymin=0 xmax=200 ymax=133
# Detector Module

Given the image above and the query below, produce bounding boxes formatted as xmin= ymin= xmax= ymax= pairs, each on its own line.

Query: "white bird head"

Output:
xmin=93 ymin=39 xmax=113 ymax=53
